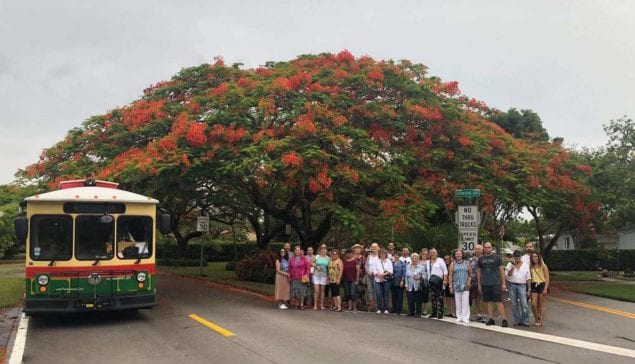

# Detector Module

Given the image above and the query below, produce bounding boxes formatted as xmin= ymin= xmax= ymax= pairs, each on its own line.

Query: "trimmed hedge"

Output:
xmin=545 ymin=249 xmax=635 ymax=271
xmin=158 ymin=258 xmax=208 ymax=267
xmin=157 ymin=242 xmax=258 ymax=262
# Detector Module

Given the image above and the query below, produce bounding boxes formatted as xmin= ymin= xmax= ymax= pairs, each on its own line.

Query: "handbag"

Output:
xmin=429 ymin=274 xmax=443 ymax=287
xmin=301 ymin=275 xmax=310 ymax=284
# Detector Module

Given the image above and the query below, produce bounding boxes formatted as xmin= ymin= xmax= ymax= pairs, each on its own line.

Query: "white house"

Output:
xmin=618 ymin=228 xmax=635 ymax=250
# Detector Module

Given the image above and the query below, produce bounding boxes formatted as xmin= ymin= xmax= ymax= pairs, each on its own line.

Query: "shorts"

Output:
xmin=481 ymin=284 xmax=502 ymax=302
xmin=343 ymin=281 xmax=357 ymax=301
xmin=531 ymin=282 xmax=546 ymax=294
xmin=469 ymin=284 xmax=480 ymax=305
xmin=313 ymin=274 xmax=328 ymax=286
xmin=329 ymin=283 xmax=341 ymax=297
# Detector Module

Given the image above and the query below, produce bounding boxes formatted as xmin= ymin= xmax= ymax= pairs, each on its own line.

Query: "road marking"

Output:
xmin=438 ymin=317 xmax=635 ymax=359
xmin=552 ymin=297 xmax=635 ymax=319
xmin=188 ymin=314 xmax=235 ymax=337
xmin=8 ymin=313 xmax=29 ymax=364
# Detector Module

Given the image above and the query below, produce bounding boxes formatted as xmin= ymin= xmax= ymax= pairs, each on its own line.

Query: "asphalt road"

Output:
xmin=18 ymin=273 xmax=635 ymax=364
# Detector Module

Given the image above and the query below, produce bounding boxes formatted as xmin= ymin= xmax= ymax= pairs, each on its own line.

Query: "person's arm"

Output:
xmin=303 ymin=257 xmax=311 ymax=276
xmin=448 ymin=262 xmax=455 ymax=293
xmin=505 ymin=262 xmax=514 ymax=277
xmin=337 ymin=260 xmax=343 ymax=283
xmin=467 ymin=263 xmax=473 ymax=288
xmin=477 ymin=264 xmax=482 ymax=293
xmin=275 ymin=259 xmax=282 ymax=274
xmin=355 ymin=262 xmax=361 ymax=282
xmin=499 ymin=265 xmax=507 ymax=290
xmin=442 ymin=260 xmax=449 ymax=285
xmin=543 ymin=265 xmax=550 ymax=294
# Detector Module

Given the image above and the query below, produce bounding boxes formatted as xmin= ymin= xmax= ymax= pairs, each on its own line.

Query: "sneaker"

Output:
xmin=376 ymin=310 xmax=382 ymax=314
xmin=455 ymin=318 xmax=461 ymax=322
xmin=486 ymin=318 xmax=495 ymax=326
xmin=521 ymin=323 xmax=530 ymax=327
xmin=502 ymin=319 xmax=508 ymax=328
xmin=279 ymin=303 xmax=288 ymax=310
xmin=462 ymin=320 xmax=470 ymax=326
xmin=384 ymin=310 xmax=390 ymax=315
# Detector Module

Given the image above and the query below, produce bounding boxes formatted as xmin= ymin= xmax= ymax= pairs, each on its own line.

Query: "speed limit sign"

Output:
xmin=197 ymin=216 xmax=209 ymax=232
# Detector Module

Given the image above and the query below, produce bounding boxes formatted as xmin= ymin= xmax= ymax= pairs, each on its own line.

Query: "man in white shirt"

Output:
xmin=521 ymin=242 xmax=535 ymax=266
xmin=505 ymin=250 xmax=531 ymax=326
xmin=399 ymin=247 xmax=411 ymax=264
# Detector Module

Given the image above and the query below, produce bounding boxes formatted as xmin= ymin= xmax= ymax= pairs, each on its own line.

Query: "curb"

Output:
xmin=1 ymin=294 xmax=24 ymax=364
xmin=158 ymin=270 xmax=274 ymax=303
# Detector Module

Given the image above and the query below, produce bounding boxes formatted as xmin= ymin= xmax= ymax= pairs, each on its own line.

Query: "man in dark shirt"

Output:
xmin=477 ymin=242 xmax=508 ymax=327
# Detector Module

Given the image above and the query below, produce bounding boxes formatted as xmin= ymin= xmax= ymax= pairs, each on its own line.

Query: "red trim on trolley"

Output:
xmin=26 ymin=263 xmax=155 ymax=278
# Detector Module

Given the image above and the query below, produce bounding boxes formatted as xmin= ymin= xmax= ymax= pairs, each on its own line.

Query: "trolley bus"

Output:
xmin=13 ymin=179 xmax=170 ymax=314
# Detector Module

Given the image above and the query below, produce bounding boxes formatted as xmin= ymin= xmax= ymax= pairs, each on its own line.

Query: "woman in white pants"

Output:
xmin=449 ymin=249 xmax=473 ymax=325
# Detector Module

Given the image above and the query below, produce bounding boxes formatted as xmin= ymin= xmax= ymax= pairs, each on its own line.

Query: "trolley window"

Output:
xmin=75 ymin=215 xmax=115 ymax=260
xmin=116 ymin=216 xmax=153 ymax=259
xmin=30 ymin=215 xmax=73 ymax=261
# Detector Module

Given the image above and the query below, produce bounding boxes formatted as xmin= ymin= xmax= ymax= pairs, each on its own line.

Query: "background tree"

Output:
xmin=18 ymin=52 xmax=600 ymax=254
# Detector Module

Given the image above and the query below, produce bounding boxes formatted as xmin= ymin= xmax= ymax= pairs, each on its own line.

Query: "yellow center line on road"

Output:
xmin=552 ymin=297 xmax=635 ymax=319
xmin=188 ymin=314 xmax=236 ymax=337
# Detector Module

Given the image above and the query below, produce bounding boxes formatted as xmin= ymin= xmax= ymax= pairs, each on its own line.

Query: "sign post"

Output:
xmin=455 ymin=189 xmax=481 ymax=253
xmin=197 ymin=216 xmax=210 ymax=276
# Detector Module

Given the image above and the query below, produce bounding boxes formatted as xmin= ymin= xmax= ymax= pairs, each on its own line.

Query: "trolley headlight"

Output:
xmin=136 ymin=272 xmax=147 ymax=282
xmin=37 ymin=275 xmax=49 ymax=286
xmin=87 ymin=272 xmax=102 ymax=286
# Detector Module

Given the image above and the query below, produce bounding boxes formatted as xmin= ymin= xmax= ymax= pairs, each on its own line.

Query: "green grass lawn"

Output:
xmin=568 ymin=283 xmax=635 ymax=303
xmin=159 ymin=263 xmax=274 ymax=296
xmin=550 ymin=271 xmax=602 ymax=281
xmin=0 ymin=278 xmax=24 ymax=308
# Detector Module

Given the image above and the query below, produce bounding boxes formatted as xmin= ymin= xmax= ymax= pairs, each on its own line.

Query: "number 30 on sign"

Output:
xmin=460 ymin=230 xmax=478 ymax=251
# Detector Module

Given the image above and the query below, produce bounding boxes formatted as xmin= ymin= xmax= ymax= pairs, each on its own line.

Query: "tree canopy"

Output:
xmin=19 ymin=51 xmax=599 ymax=254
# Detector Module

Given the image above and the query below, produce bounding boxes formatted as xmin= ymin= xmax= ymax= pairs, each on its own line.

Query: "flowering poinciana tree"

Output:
xmin=20 ymin=51 xmax=599 ymax=254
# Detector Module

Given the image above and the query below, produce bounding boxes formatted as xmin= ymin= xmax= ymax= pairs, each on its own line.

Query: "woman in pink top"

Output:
xmin=288 ymin=246 xmax=311 ymax=309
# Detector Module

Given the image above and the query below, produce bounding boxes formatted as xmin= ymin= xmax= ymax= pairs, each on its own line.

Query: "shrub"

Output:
xmin=225 ymin=261 xmax=236 ymax=271
xmin=235 ymin=250 xmax=276 ymax=283
xmin=545 ymin=249 xmax=635 ymax=271
xmin=158 ymin=258 xmax=208 ymax=267
xmin=157 ymin=241 xmax=258 ymax=261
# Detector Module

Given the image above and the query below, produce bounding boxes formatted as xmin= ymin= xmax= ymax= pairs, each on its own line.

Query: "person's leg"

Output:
xmin=461 ymin=291 xmax=471 ymax=323
xmin=530 ymin=292 xmax=540 ymax=324
xmin=396 ymin=287 xmax=404 ymax=314
xmin=319 ymin=285 xmax=326 ymax=309
xmin=406 ymin=290 xmax=414 ymax=315
xmin=367 ymin=279 xmax=376 ymax=310
xmin=313 ymin=284 xmax=320 ymax=309
xmin=382 ymin=282 xmax=390 ymax=313
xmin=438 ymin=288 xmax=444 ymax=318
xmin=415 ymin=289 xmax=423 ymax=316
xmin=518 ymin=287 xmax=530 ymax=325
xmin=539 ymin=293 xmax=547 ymax=325
xmin=454 ymin=290 xmax=462 ymax=321
xmin=508 ymin=284 xmax=521 ymax=324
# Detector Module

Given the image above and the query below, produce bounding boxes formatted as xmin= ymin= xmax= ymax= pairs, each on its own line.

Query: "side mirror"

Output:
xmin=159 ymin=213 xmax=171 ymax=234
xmin=14 ymin=216 xmax=28 ymax=245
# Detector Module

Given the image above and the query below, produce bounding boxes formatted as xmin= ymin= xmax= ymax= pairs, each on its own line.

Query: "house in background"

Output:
xmin=618 ymin=227 xmax=635 ymax=250
xmin=553 ymin=233 xmax=577 ymax=250
xmin=553 ymin=228 xmax=635 ymax=250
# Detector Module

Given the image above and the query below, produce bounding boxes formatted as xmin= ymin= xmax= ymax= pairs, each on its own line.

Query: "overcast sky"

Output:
xmin=1 ymin=0 xmax=634 ymax=185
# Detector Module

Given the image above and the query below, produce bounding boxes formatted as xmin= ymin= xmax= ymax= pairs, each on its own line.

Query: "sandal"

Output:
xmin=335 ymin=307 xmax=342 ymax=312
xmin=299 ymin=306 xmax=305 ymax=310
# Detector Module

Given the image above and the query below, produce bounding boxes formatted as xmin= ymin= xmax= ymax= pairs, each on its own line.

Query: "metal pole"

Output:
xmin=200 ymin=237 xmax=204 ymax=277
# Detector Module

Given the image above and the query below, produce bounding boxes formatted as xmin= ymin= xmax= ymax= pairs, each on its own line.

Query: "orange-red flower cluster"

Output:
xmin=281 ymin=152 xmax=303 ymax=168
xmin=186 ymin=123 xmax=208 ymax=147
xmin=121 ymin=99 xmax=167 ymax=131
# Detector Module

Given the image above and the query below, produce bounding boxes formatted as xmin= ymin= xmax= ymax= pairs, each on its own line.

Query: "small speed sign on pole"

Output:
xmin=197 ymin=216 xmax=210 ymax=232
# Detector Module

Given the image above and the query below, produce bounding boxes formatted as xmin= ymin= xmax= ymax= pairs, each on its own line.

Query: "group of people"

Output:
xmin=274 ymin=241 xmax=550 ymax=328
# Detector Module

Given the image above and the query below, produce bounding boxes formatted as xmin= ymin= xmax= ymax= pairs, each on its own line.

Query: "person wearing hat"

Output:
xmin=505 ymin=249 xmax=531 ymax=327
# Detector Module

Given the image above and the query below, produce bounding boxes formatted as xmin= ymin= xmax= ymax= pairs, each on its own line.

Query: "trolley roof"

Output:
xmin=24 ymin=186 xmax=159 ymax=204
